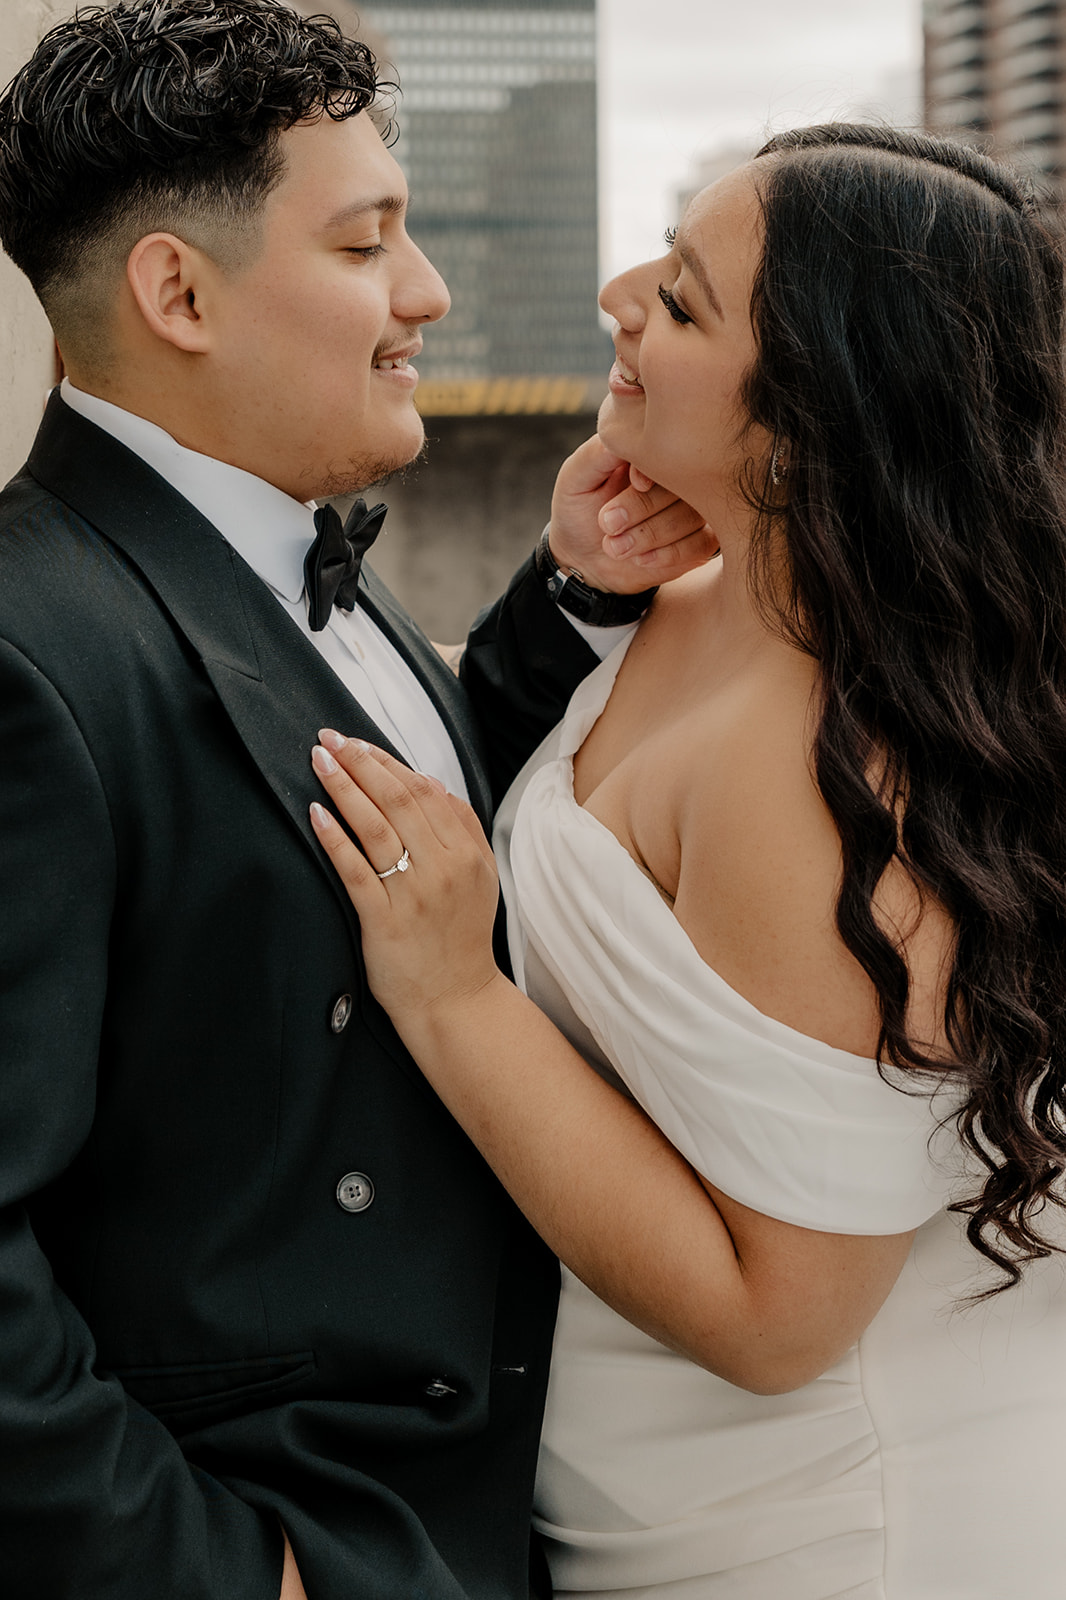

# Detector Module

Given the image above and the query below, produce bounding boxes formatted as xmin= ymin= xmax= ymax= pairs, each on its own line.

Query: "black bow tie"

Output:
xmin=304 ymin=499 xmax=387 ymax=632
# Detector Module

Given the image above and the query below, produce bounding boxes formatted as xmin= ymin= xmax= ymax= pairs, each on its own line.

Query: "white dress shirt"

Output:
xmin=60 ymin=379 xmax=470 ymax=797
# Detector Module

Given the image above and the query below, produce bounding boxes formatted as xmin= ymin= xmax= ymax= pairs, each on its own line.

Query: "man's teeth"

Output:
xmin=616 ymin=358 xmax=641 ymax=386
xmin=376 ymin=356 xmax=409 ymax=369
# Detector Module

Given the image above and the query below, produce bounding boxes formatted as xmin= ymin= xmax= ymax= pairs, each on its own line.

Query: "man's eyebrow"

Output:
xmin=677 ymin=236 xmax=724 ymax=319
xmin=321 ymin=193 xmax=407 ymax=232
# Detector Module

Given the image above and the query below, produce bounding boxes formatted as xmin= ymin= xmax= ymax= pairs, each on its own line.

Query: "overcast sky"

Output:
xmin=598 ymin=0 xmax=923 ymax=281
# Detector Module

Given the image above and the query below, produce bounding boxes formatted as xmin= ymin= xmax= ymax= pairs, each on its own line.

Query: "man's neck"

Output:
xmin=59 ymin=378 xmax=318 ymax=602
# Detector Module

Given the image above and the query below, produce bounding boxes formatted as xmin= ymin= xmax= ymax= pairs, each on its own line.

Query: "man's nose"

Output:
xmin=397 ymin=243 xmax=451 ymax=324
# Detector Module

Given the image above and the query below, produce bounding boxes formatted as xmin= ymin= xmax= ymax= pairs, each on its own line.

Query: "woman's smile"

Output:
xmin=608 ymin=353 xmax=644 ymax=395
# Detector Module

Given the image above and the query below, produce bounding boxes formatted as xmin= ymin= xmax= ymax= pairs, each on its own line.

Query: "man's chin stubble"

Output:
xmin=312 ymin=440 xmax=430 ymax=500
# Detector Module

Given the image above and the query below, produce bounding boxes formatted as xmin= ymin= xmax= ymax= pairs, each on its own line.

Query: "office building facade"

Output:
xmin=357 ymin=0 xmax=612 ymax=412
xmin=923 ymin=0 xmax=1066 ymax=201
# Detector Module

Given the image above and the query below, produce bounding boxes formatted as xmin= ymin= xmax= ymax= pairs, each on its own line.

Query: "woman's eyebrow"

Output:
xmin=677 ymin=236 xmax=724 ymax=319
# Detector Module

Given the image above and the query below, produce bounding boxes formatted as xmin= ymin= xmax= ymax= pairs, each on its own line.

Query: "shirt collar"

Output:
xmin=59 ymin=379 xmax=315 ymax=603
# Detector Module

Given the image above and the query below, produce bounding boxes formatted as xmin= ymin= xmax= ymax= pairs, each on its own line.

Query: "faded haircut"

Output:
xmin=0 ymin=0 xmax=385 ymax=365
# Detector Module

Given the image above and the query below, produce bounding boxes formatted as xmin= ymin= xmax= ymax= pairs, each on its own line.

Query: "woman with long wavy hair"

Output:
xmin=307 ymin=126 xmax=1066 ymax=1596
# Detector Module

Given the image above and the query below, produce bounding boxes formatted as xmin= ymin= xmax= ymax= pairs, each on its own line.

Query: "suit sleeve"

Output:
xmin=461 ymin=552 xmax=599 ymax=805
xmin=0 ymin=640 xmax=282 ymax=1599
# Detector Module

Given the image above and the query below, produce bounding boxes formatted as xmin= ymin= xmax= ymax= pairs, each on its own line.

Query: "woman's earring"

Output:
xmin=771 ymin=440 xmax=790 ymax=487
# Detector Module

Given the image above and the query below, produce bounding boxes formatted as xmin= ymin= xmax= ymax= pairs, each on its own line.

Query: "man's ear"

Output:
xmin=126 ymin=233 xmax=215 ymax=353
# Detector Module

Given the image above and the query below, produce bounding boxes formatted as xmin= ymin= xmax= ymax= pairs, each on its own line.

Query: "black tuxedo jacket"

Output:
xmin=0 ymin=395 xmax=597 ymax=1598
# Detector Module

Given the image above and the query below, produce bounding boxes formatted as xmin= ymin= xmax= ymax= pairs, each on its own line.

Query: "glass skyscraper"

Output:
xmin=357 ymin=0 xmax=612 ymax=411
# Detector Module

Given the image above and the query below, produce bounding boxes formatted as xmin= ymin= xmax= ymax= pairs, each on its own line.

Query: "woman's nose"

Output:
xmin=599 ymin=262 xmax=650 ymax=334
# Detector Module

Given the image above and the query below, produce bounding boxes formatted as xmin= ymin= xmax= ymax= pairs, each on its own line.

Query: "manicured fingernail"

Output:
xmin=312 ymin=745 xmax=338 ymax=776
xmin=310 ymin=802 xmax=333 ymax=830
xmin=630 ymin=467 xmax=653 ymax=491
xmin=318 ymin=728 xmax=347 ymax=752
xmin=609 ymin=532 xmax=635 ymax=555
xmin=600 ymin=506 xmax=628 ymax=534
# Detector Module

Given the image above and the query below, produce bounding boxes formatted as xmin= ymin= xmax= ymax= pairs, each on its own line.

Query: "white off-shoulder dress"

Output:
xmin=494 ymin=637 xmax=1066 ymax=1600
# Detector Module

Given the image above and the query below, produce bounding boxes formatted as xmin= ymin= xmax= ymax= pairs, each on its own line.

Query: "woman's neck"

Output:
xmin=689 ymin=509 xmax=788 ymax=669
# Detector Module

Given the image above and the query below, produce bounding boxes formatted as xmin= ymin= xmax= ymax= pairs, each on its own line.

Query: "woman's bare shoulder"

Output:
xmin=662 ymin=658 xmax=947 ymax=1058
xmin=593 ymin=571 xmax=954 ymax=1059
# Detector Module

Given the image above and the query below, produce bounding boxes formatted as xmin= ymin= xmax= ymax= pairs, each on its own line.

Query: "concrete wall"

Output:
xmin=0 ymin=1 xmax=66 ymax=485
xmin=345 ymin=411 xmax=602 ymax=644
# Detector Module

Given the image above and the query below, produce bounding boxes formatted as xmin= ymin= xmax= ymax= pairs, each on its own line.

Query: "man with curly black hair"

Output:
xmin=0 ymin=2 xmax=711 ymax=1596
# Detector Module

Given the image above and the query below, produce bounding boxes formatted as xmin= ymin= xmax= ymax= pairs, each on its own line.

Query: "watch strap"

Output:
xmin=534 ymin=526 xmax=658 ymax=627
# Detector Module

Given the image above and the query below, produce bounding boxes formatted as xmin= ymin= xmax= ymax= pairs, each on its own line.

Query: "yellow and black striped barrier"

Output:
xmin=415 ymin=376 xmax=608 ymax=417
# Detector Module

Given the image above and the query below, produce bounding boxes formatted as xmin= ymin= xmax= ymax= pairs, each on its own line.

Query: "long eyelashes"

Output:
xmin=659 ymin=229 xmax=691 ymax=323
xmin=657 ymin=283 xmax=693 ymax=325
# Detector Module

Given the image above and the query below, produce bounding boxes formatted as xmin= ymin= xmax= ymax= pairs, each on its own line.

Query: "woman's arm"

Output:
xmin=309 ymin=739 xmax=914 ymax=1395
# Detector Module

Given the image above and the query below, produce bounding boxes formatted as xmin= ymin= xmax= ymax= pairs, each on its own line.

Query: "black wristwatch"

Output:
xmin=534 ymin=526 xmax=658 ymax=627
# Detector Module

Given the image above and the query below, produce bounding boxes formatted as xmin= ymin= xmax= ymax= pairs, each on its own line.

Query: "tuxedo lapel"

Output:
xmin=26 ymin=395 xmax=483 ymax=930
xmin=357 ymin=565 xmax=493 ymax=827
